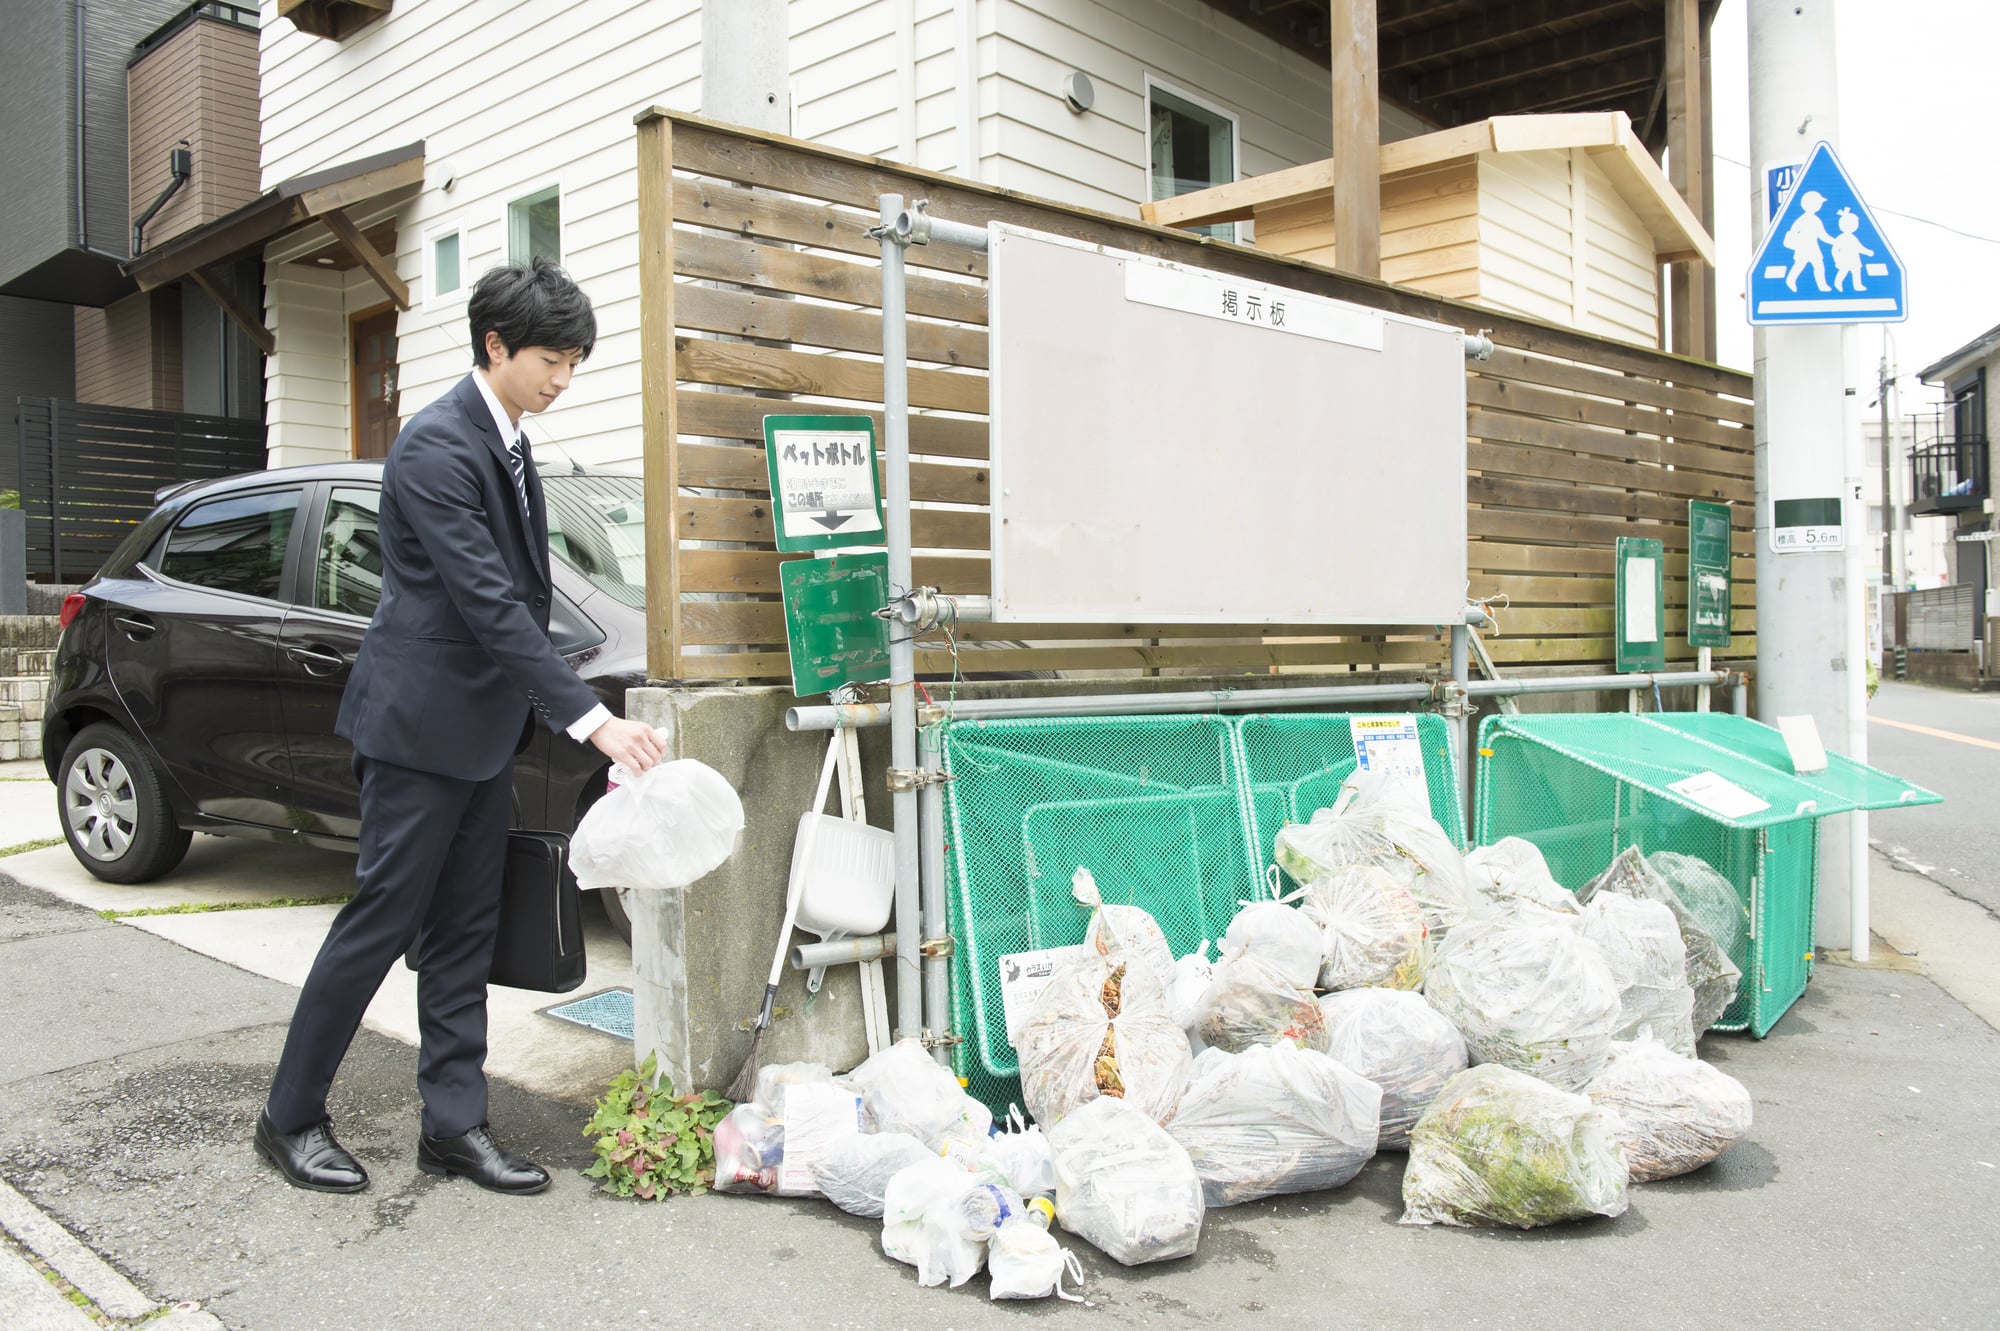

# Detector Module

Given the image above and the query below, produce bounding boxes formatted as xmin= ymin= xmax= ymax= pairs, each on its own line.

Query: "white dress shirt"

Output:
xmin=470 ymin=369 xmax=611 ymax=745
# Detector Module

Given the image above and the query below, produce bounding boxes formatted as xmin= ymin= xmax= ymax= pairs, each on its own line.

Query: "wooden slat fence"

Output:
xmin=9 ymin=399 xmax=268 ymax=582
xmin=636 ymin=110 xmax=1754 ymax=685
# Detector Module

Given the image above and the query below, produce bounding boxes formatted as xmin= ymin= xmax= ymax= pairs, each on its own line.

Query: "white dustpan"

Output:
xmin=790 ymin=811 xmax=895 ymax=938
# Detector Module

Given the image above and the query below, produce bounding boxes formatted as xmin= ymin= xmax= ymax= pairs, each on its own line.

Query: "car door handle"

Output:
xmin=287 ymin=644 xmax=349 ymax=676
xmin=113 ymin=614 xmax=156 ymax=640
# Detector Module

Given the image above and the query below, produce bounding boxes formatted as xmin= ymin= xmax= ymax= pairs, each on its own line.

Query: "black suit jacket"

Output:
xmin=335 ymin=373 xmax=601 ymax=781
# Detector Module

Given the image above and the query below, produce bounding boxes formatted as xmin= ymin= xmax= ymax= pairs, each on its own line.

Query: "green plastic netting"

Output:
xmin=938 ymin=712 xmax=1462 ymax=1116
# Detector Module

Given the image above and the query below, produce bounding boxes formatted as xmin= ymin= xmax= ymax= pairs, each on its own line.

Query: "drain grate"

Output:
xmin=542 ymin=987 xmax=634 ymax=1040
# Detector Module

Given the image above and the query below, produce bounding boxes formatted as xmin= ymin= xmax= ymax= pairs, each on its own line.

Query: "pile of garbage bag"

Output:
xmin=708 ymin=822 xmax=1759 ymax=1293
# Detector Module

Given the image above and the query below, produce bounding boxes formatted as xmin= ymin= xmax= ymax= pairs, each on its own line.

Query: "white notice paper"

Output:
xmin=776 ymin=1082 xmax=865 ymax=1195
xmin=1775 ymin=714 xmax=1829 ymax=774
xmin=1352 ymin=714 xmax=1428 ymax=783
xmin=1668 ymin=771 xmax=1772 ymax=821
xmin=998 ymin=943 xmax=1089 ymax=1043
xmin=1624 ymin=556 xmax=1659 ymax=643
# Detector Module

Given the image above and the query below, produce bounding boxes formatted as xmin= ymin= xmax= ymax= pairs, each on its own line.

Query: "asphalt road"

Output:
xmin=1863 ymin=680 xmax=2000 ymax=917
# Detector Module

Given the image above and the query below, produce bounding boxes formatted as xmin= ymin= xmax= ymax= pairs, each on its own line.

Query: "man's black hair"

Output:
xmin=468 ymin=258 xmax=597 ymax=367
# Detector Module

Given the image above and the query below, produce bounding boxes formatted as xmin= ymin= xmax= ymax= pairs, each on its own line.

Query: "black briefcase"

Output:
xmin=489 ymin=830 xmax=587 ymax=993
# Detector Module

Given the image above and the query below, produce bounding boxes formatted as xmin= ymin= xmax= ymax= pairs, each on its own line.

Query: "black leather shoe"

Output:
xmin=254 ymin=1111 xmax=369 ymax=1193
xmin=416 ymin=1124 xmax=550 ymax=1195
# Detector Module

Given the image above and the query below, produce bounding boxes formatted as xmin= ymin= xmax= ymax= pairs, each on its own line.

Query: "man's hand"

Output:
xmin=588 ymin=717 xmax=666 ymax=775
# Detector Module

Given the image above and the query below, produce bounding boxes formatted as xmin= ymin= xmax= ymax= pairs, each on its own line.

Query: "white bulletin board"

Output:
xmin=987 ymin=224 xmax=1468 ymax=625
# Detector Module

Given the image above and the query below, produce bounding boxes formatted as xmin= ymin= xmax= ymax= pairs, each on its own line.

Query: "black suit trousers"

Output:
xmin=266 ymin=753 xmax=513 ymax=1139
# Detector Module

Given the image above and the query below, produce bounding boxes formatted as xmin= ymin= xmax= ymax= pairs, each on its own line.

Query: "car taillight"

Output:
xmin=59 ymin=594 xmax=87 ymax=630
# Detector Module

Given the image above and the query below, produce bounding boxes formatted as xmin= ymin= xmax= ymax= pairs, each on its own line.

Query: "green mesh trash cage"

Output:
xmin=938 ymin=710 xmax=1466 ymax=1116
xmin=1473 ymin=712 xmax=1940 ymax=1038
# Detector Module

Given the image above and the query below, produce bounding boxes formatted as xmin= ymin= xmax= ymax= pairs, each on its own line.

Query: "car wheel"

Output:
xmin=58 ymin=723 xmax=193 ymax=884
xmin=574 ymin=777 xmax=633 ymax=943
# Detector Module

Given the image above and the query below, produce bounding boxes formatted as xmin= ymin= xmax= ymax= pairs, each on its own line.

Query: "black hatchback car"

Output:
xmin=43 ymin=460 xmax=650 ymax=927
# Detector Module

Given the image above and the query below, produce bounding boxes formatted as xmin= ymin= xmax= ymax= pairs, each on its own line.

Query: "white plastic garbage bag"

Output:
xmin=1400 ymin=1064 xmax=1630 ymax=1228
xmin=1220 ymin=899 xmax=1324 ymax=990
xmin=1048 ymin=1095 xmax=1205 ymax=1265
xmin=1072 ymin=867 xmax=1176 ymax=990
xmin=1581 ymin=848 xmax=1743 ymax=1033
xmin=1302 ymin=866 xmax=1429 ymax=991
xmin=711 ymin=1101 xmax=783 ymax=1194
xmin=943 ymin=1109 xmax=1056 ymax=1198
xmin=880 ymin=1156 xmax=984 ymax=1285
xmin=1587 ymin=1036 xmax=1754 ymax=1181
xmin=1424 ymin=913 xmax=1622 ymax=1091
xmin=1646 ymin=851 xmax=1752 ymax=999
xmin=988 ymin=1213 xmax=1085 ymax=1301
xmin=1166 ymin=1043 xmax=1382 ymax=1206
xmin=1577 ymin=893 xmax=1698 ymax=1056
xmin=1318 ymin=987 xmax=1468 ymax=1149
xmin=843 ymin=1039 xmax=992 ymax=1150
xmin=753 ymin=1061 xmax=833 ymax=1111
xmin=1016 ymin=953 xmax=1191 ymax=1128
xmin=568 ymin=754 xmax=744 ymax=892
xmin=1464 ymin=838 xmax=1578 ymax=916
xmin=1169 ymin=943 xmax=1216 ymax=1043
xmin=1192 ymin=954 xmax=1330 ymax=1054
xmin=710 ymin=1083 xmax=864 ymax=1198
xmin=813 ymin=1131 xmax=933 ymax=1218
xmin=1334 ymin=769 xmax=1478 ymax=941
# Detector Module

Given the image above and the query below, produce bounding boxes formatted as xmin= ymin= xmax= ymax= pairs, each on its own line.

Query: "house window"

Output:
xmin=431 ymin=229 xmax=462 ymax=298
xmin=1147 ymin=82 xmax=1237 ymax=242
xmin=508 ymin=186 xmax=561 ymax=267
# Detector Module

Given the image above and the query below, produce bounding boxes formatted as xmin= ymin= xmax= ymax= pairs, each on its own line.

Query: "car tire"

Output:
xmin=58 ymin=723 xmax=193 ymax=884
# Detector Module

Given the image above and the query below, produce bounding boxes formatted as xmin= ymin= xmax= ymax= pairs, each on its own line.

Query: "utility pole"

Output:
xmin=702 ymin=0 xmax=788 ymax=132
xmin=1879 ymin=333 xmax=1907 ymax=591
xmin=1748 ymin=0 xmax=1863 ymax=954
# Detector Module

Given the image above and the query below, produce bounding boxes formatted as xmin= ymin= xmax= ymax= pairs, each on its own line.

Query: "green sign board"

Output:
xmin=763 ymin=414 xmax=885 ymax=553
xmin=1687 ymin=500 xmax=1734 ymax=649
xmin=1615 ymin=536 xmax=1667 ymax=674
xmin=780 ymin=551 xmax=892 ymax=696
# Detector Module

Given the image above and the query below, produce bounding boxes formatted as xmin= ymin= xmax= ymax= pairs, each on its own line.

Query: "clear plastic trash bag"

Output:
xmin=1578 ymin=848 xmax=1745 ymax=1033
xmin=1193 ymin=954 xmax=1330 ymax=1055
xmin=813 ymin=1131 xmax=933 ymax=1218
xmin=569 ymin=754 xmax=745 ymax=892
xmin=842 ymin=1038 xmax=992 ymax=1150
xmin=1016 ymin=953 xmax=1191 ymax=1128
xmin=1301 ymin=865 xmax=1429 ymax=991
xmin=1072 ymin=867 xmax=1176 ymax=990
xmin=880 ymin=1156 xmax=987 ymax=1287
xmin=988 ymin=1216 xmax=1085 ymax=1301
xmin=1424 ymin=913 xmax=1622 ymax=1092
xmin=1048 ymin=1095 xmax=1205 ymax=1265
xmin=1166 ymin=1043 xmax=1382 ymax=1206
xmin=1220 ymin=898 xmax=1324 ymax=991
xmin=943 ymin=1108 xmax=1056 ymax=1198
xmin=1318 ymin=987 xmax=1468 ymax=1150
xmin=1292 ymin=770 xmax=1477 ymax=943
xmin=1169 ymin=943 xmax=1216 ymax=1043
xmin=1577 ymin=892 xmax=1698 ymax=1056
xmin=1647 ymin=851 xmax=1752 ymax=989
xmin=1586 ymin=1036 xmax=1754 ymax=1182
xmin=1464 ymin=837 xmax=1579 ymax=916
xmin=1400 ymin=1064 xmax=1630 ymax=1229
xmin=753 ymin=1061 xmax=832 ymax=1112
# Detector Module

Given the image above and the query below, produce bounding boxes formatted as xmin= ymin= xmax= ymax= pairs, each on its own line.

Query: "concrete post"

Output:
xmin=1748 ymin=0 xmax=1855 ymax=948
xmin=701 ymin=0 xmax=788 ymax=131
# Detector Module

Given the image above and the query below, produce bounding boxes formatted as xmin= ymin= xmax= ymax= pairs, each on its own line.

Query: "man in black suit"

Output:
xmin=256 ymin=260 xmax=665 ymax=1195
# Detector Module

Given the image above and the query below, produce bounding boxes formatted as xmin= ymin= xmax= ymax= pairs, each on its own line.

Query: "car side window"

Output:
xmin=549 ymin=587 xmax=606 ymax=656
xmin=315 ymin=487 xmax=383 ymax=620
xmin=157 ymin=489 xmax=304 ymax=600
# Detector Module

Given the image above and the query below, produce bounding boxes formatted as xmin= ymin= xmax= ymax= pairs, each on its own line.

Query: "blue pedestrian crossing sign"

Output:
xmin=1746 ymin=141 xmax=1905 ymax=325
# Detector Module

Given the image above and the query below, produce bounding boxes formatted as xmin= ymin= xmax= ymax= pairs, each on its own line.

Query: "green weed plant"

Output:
xmin=583 ymin=1052 xmax=731 ymax=1200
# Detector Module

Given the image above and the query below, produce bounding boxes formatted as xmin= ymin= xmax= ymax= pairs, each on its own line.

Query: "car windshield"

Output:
xmin=540 ymin=471 xmax=646 ymax=609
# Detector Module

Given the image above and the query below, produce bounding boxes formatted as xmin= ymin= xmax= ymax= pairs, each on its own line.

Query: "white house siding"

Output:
xmin=1476 ymin=151 xmax=1578 ymax=332
xmin=1580 ymin=166 xmax=1659 ymax=346
xmin=255 ymin=0 xmax=703 ymax=469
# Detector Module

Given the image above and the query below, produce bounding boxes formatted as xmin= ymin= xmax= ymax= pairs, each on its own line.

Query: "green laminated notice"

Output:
xmin=1687 ymin=500 xmax=1733 ymax=649
xmin=1614 ymin=536 xmax=1666 ymax=674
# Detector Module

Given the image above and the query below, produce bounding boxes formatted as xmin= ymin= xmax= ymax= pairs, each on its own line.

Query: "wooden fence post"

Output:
xmin=636 ymin=111 xmax=682 ymax=682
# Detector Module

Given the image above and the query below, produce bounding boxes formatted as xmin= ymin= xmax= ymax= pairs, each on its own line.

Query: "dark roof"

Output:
xmin=1917 ymin=321 xmax=2000 ymax=384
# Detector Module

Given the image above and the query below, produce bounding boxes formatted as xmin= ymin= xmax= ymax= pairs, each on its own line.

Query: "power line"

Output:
xmin=1713 ymin=152 xmax=2000 ymax=246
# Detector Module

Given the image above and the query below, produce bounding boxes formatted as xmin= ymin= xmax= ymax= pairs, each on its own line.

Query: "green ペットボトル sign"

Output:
xmin=763 ymin=414 xmax=884 ymax=553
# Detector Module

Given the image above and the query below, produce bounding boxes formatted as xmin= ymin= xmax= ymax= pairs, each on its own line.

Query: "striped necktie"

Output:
xmin=505 ymin=433 xmax=532 ymax=525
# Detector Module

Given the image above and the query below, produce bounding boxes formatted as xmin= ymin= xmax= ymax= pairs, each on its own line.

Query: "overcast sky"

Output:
xmin=1708 ymin=1 xmax=1998 ymax=403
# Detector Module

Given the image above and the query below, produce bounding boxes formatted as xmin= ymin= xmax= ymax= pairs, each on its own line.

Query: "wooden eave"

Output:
xmin=1142 ymin=112 xmax=1714 ymax=266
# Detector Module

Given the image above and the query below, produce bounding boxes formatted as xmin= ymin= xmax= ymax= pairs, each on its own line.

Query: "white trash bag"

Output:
xmin=1302 ymin=865 xmax=1429 ymax=991
xmin=1577 ymin=893 xmax=1698 ymax=1056
xmin=1169 ymin=942 xmax=1216 ymax=1044
xmin=1401 ymin=1064 xmax=1630 ymax=1229
xmin=1072 ymin=867 xmax=1176 ymax=990
xmin=943 ymin=1108 xmax=1056 ymax=1198
xmin=988 ymin=1209 xmax=1085 ymax=1302
xmin=1581 ymin=848 xmax=1743 ymax=1034
xmin=569 ymin=753 xmax=744 ymax=892
xmin=1464 ymin=837 xmax=1579 ymax=916
xmin=843 ymin=1038 xmax=992 ymax=1150
xmin=1318 ymin=987 xmax=1467 ymax=1150
xmin=813 ymin=1131 xmax=933 ymax=1218
xmin=1297 ymin=770 xmax=1478 ymax=942
xmin=1220 ymin=898 xmax=1324 ymax=990
xmin=1586 ymin=1036 xmax=1754 ymax=1181
xmin=1424 ymin=913 xmax=1622 ymax=1092
xmin=1048 ymin=1095 xmax=1205 ymax=1266
xmin=880 ymin=1156 xmax=986 ymax=1287
xmin=1166 ymin=1044 xmax=1382 ymax=1206
xmin=1016 ymin=953 xmax=1191 ymax=1128
xmin=1193 ymin=954 xmax=1330 ymax=1055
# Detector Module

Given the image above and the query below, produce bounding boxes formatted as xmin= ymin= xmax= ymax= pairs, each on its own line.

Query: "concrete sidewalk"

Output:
xmin=3 ymin=859 xmax=1999 ymax=1330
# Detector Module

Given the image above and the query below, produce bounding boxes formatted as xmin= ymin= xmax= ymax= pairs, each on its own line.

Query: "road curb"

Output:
xmin=0 ymin=1179 xmax=154 ymax=1321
